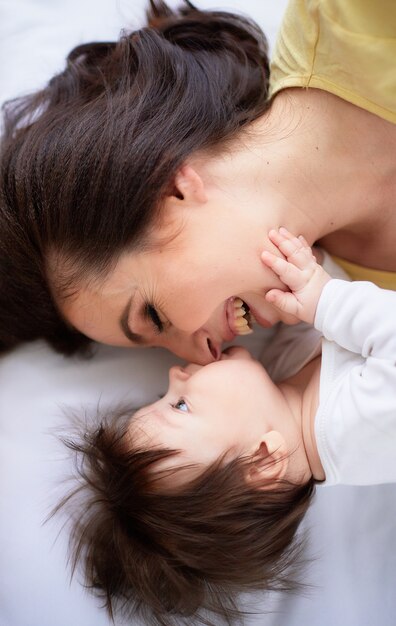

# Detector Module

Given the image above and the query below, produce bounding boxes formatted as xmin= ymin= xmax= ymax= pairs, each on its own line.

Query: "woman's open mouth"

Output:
xmin=228 ymin=297 xmax=254 ymax=336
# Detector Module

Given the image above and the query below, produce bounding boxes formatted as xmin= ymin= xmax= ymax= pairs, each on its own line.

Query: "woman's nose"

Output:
xmin=164 ymin=328 xmax=221 ymax=365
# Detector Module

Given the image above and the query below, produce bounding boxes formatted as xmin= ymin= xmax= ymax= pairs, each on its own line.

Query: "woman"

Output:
xmin=0 ymin=0 xmax=395 ymax=361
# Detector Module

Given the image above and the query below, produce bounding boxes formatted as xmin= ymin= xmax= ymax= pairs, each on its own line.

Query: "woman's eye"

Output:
xmin=145 ymin=303 xmax=164 ymax=333
xmin=173 ymin=398 xmax=189 ymax=413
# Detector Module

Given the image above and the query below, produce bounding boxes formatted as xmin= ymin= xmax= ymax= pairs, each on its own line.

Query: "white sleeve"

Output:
xmin=315 ymin=279 xmax=396 ymax=360
xmin=314 ymin=280 xmax=396 ymax=486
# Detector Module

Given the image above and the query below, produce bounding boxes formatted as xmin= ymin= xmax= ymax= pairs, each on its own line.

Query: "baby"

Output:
xmin=62 ymin=228 xmax=396 ymax=625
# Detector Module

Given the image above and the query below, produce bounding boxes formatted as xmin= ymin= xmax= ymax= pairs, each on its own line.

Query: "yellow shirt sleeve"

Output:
xmin=269 ymin=0 xmax=396 ymax=124
xmin=330 ymin=256 xmax=396 ymax=291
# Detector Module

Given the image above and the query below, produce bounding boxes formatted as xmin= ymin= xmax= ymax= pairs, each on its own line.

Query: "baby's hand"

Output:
xmin=262 ymin=227 xmax=331 ymax=324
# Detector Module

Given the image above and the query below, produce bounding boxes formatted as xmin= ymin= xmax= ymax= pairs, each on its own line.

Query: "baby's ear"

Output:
xmin=245 ymin=432 xmax=289 ymax=490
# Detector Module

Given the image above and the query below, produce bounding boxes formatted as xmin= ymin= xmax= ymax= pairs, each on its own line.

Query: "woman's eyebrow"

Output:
xmin=120 ymin=295 xmax=146 ymax=345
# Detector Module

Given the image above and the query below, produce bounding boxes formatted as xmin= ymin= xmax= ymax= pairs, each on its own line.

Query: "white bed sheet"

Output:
xmin=1 ymin=1 xmax=395 ymax=625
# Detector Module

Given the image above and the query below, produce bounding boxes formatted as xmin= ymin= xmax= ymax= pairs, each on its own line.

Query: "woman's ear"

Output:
xmin=245 ymin=431 xmax=289 ymax=490
xmin=171 ymin=165 xmax=207 ymax=204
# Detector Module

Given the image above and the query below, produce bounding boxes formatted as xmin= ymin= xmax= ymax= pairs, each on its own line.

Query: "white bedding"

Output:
xmin=1 ymin=1 xmax=395 ymax=625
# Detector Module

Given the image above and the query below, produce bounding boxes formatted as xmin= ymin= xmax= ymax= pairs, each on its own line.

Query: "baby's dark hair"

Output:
xmin=59 ymin=407 xmax=315 ymax=625
xmin=0 ymin=0 xmax=270 ymax=355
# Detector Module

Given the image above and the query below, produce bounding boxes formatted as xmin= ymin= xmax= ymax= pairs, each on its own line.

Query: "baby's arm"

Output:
xmin=263 ymin=228 xmax=396 ymax=486
xmin=262 ymin=227 xmax=331 ymax=324
xmin=262 ymin=227 xmax=396 ymax=361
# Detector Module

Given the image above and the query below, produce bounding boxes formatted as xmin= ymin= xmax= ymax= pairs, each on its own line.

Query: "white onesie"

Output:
xmin=314 ymin=279 xmax=396 ymax=486
xmin=261 ymin=253 xmax=396 ymax=486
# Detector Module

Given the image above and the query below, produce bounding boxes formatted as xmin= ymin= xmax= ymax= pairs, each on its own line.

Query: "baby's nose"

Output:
xmin=168 ymin=365 xmax=192 ymax=383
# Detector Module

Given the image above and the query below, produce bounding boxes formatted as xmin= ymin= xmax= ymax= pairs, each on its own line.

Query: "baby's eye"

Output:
xmin=173 ymin=398 xmax=189 ymax=413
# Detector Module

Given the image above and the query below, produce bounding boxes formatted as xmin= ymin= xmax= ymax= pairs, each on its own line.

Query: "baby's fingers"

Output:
xmin=268 ymin=228 xmax=315 ymax=270
xmin=262 ymin=250 xmax=307 ymax=291
xmin=265 ymin=288 xmax=300 ymax=317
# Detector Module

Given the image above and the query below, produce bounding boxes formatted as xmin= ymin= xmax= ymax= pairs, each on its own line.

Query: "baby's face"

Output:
xmin=128 ymin=346 xmax=288 ymax=483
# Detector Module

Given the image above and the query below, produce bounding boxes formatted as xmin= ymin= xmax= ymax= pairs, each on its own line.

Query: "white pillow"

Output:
xmin=0 ymin=341 xmax=176 ymax=626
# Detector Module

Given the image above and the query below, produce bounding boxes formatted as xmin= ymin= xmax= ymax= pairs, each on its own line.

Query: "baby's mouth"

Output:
xmin=230 ymin=297 xmax=254 ymax=336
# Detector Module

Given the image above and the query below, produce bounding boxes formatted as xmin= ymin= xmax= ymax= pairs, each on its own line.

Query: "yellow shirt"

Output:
xmin=269 ymin=0 xmax=396 ymax=124
xmin=331 ymin=256 xmax=396 ymax=291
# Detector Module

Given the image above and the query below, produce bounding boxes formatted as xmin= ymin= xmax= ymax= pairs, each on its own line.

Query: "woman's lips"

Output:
xmin=207 ymin=338 xmax=220 ymax=360
xmin=224 ymin=298 xmax=238 ymax=341
xmin=245 ymin=301 xmax=273 ymax=328
xmin=208 ymin=296 xmax=275 ymax=363
xmin=226 ymin=297 xmax=253 ymax=336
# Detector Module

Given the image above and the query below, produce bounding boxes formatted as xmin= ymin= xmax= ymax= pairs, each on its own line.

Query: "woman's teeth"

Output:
xmin=233 ymin=298 xmax=253 ymax=335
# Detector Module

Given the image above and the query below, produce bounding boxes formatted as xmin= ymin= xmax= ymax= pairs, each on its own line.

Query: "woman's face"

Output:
xmin=59 ymin=165 xmax=295 ymax=364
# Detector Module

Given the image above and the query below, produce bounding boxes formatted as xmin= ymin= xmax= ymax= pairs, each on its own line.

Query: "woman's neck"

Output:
xmin=280 ymin=356 xmax=325 ymax=481
xmin=254 ymin=89 xmax=396 ymax=270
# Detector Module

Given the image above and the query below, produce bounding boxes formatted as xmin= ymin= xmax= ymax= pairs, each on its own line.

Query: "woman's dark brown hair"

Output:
xmin=0 ymin=0 xmax=270 ymax=355
xmin=58 ymin=409 xmax=315 ymax=626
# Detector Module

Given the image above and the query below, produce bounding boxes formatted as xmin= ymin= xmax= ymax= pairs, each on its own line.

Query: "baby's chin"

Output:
xmin=221 ymin=345 xmax=254 ymax=361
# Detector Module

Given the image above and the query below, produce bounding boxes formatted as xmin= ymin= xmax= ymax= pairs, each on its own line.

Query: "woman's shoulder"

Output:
xmin=269 ymin=0 xmax=396 ymax=124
